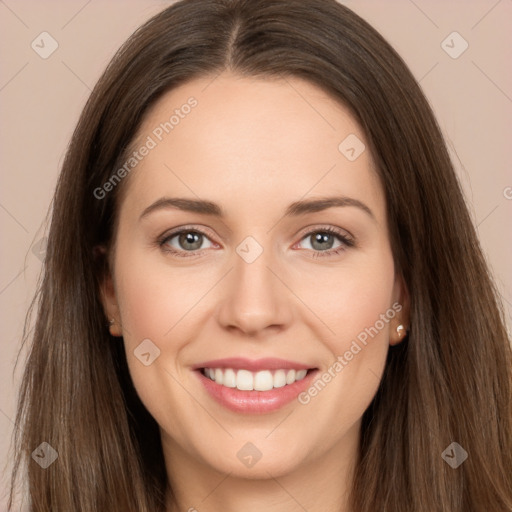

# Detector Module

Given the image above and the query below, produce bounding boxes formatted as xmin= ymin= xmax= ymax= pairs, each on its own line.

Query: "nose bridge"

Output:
xmin=235 ymin=236 xmax=274 ymax=291
xmin=216 ymin=234 xmax=292 ymax=335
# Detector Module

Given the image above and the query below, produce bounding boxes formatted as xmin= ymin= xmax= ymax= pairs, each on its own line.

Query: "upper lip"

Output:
xmin=192 ymin=357 xmax=315 ymax=372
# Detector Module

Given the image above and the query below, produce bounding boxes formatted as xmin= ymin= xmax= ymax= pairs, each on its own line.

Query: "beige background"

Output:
xmin=1 ymin=0 xmax=511 ymax=508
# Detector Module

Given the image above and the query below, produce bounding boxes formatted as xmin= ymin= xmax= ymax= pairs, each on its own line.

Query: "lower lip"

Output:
xmin=195 ymin=369 xmax=318 ymax=414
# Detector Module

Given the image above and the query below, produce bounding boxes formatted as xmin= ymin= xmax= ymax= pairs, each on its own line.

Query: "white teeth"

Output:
xmin=296 ymin=369 xmax=307 ymax=380
xmin=236 ymin=369 xmax=254 ymax=390
xmin=273 ymin=369 xmax=287 ymax=388
xmin=254 ymin=370 xmax=273 ymax=391
xmin=203 ymin=367 xmax=310 ymax=390
xmin=285 ymin=369 xmax=296 ymax=385
xmin=214 ymin=368 xmax=224 ymax=385
xmin=223 ymin=368 xmax=237 ymax=388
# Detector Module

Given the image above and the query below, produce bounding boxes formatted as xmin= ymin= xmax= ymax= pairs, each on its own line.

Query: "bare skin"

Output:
xmin=101 ymin=72 xmax=409 ymax=512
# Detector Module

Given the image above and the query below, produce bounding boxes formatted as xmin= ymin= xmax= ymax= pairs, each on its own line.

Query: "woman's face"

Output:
xmin=102 ymin=72 xmax=407 ymax=480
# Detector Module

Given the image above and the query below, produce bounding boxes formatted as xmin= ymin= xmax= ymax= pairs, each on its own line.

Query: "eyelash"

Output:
xmin=157 ymin=225 xmax=355 ymax=259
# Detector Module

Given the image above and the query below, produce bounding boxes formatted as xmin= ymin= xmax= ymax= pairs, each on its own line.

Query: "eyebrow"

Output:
xmin=139 ymin=196 xmax=376 ymax=221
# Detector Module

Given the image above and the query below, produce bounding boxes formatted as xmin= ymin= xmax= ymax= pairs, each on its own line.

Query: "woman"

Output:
xmin=9 ymin=0 xmax=512 ymax=510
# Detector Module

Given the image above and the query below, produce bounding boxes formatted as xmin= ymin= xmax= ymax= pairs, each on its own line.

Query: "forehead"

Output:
xmin=119 ymin=73 xmax=385 ymax=224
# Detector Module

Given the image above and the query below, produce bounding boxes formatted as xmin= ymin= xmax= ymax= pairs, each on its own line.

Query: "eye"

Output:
xmin=157 ymin=225 xmax=355 ymax=259
xmin=295 ymin=226 xmax=355 ymax=258
xmin=159 ymin=228 xmax=215 ymax=257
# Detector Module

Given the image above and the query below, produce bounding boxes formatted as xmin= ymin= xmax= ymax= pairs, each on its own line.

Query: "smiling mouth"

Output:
xmin=200 ymin=367 xmax=314 ymax=391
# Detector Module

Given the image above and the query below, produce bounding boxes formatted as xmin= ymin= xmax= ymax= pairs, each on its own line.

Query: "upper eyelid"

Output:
xmin=296 ymin=224 xmax=353 ymax=240
xmin=160 ymin=225 xmax=218 ymax=243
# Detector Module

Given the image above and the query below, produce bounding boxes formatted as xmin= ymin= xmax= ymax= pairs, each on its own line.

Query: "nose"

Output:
xmin=216 ymin=244 xmax=293 ymax=338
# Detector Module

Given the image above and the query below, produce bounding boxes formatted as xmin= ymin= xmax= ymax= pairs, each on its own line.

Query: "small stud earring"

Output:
xmin=396 ymin=324 xmax=406 ymax=338
xmin=108 ymin=318 xmax=120 ymax=337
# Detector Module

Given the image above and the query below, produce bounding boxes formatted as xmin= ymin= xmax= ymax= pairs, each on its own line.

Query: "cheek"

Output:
xmin=293 ymin=249 xmax=396 ymax=425
xmin=112 ymin=247 xmax=213 ymax=416
xmin=113 ymin=250 xmax=196 ymax=437
xmin=116 ymin=271 xmax=174 ymax=342
xmin=294 ymin=246 xmax=396 ymax=346
xmin=114 ymin=247 xmax=206 ymax=344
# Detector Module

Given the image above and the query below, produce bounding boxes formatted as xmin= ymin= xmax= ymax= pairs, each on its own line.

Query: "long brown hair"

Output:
xmin=9 ymin=0 xmax=512 ymax=510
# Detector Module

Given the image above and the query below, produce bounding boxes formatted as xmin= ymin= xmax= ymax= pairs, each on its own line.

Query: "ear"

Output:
xmin=389 ymin=272 xmax=410 ymax=346
xmin=94 ymin=244 xmax=123 ymax=337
